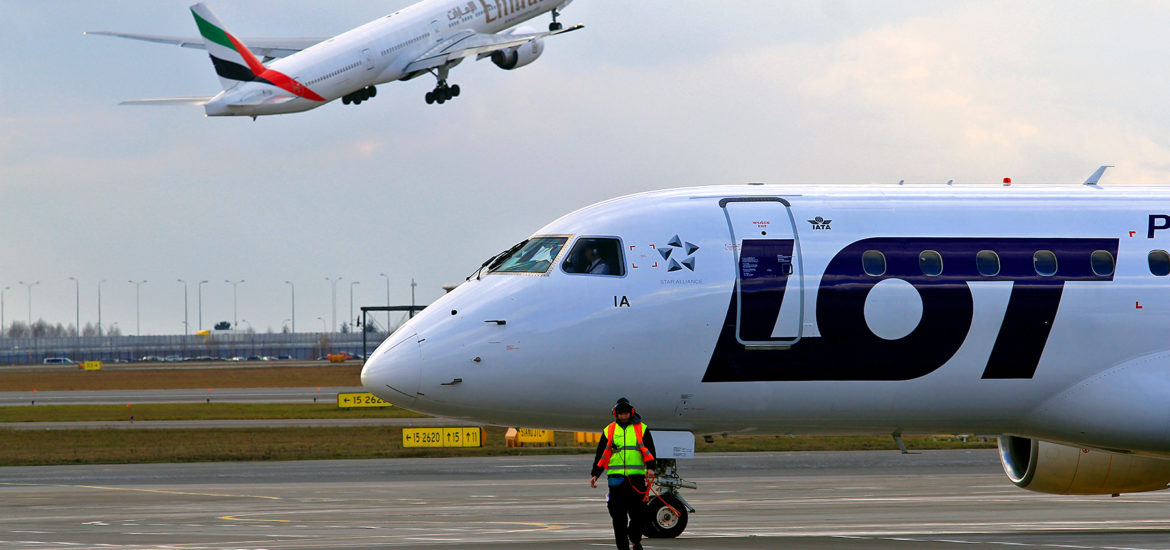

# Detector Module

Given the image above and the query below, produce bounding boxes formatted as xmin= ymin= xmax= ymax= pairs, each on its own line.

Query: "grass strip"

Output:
xmin=0 ymin=365 xmax=362 ymax=391
xmin=0 ymin=428 xmax=995 ymax=467
xmin=0 ymin=403 xmax=428 ymax=422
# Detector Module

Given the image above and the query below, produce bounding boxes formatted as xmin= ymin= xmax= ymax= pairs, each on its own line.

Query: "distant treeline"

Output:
xmin=3 ymin=320 xmax=121 ymax=339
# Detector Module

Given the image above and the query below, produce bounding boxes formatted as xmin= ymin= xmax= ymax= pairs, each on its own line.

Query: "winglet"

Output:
xmin=190 ymin=2 xmax=265 ymax=90
xmin=1083 ymin=165 xmax=1113 ymax=187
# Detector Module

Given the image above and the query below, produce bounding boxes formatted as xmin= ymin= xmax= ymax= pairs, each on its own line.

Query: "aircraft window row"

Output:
xmin=1150 ymin=250 xmax=1170 ymax=276
xmin=381 ymin=34 xmax=428 ymax=56
xmin=562 ymin=238 xmax=625 ymax=276
xmin=306 ymin=62 xmax=361 ymax=86
xmin=488 ymin=237 xmax=567 ymax=274
xmin=861 ymin=249 xmax=1117 ymax=278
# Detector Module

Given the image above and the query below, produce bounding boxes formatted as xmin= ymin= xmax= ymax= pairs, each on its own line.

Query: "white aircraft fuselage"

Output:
xmin=212 ymin=0 xmax=559 ymax=116
xmin=363 ymin=184 xmax=1170 ymax=459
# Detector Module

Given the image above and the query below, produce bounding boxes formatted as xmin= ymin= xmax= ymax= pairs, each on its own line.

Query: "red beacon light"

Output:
xmin=1003 ymin=178 xmax=1012 ymax=186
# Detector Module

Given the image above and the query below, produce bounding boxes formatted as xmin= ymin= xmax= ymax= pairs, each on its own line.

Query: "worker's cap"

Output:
xmin=613 ymin=397 xmax=633 ymax=413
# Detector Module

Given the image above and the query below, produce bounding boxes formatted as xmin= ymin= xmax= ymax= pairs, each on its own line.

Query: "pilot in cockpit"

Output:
xmin=583 ymin=245 xmax=611 ymax=275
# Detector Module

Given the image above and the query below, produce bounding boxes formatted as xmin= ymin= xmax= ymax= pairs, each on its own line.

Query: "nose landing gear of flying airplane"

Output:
xmin=341 ymin=85 xmax=377 ymax=105
xmin=549 ymin=8 xmax=563 ymax=31
xmin=643 ymin=458 xmax=697 ymax=538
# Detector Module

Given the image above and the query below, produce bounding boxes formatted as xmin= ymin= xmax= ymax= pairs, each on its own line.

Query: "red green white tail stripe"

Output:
xmin=190 ymin=3 xmax=323 ymax=101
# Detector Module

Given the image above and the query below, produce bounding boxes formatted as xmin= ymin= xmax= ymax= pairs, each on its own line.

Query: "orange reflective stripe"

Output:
xmin=596 ymin=422 xmax=618 ymax=468
xmin=633 ymin=423 xmax=654 ymax=463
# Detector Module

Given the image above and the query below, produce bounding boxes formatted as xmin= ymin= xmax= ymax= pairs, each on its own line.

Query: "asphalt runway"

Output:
xmin=4 ymin=450 xmax=1170 ymax=549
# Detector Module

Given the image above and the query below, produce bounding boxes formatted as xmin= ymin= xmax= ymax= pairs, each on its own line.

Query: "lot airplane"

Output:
xmin=363 ymin=176 xmax=1170 ymax=537
xmin=88 ymin=1 xmax=581 ymax=117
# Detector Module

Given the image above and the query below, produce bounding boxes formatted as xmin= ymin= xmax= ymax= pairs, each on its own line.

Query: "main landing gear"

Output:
xmin=643 ymin=459 xmax=697 ymax=538
xmin=425 ymin=81 xmax=460 ymax=105
xmin=341 ymin=86 xmax=376 ymax=106
xmin=549 ymin=8 xmax=563 ymax=31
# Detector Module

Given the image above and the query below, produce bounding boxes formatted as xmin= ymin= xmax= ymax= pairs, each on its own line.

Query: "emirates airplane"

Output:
xmin=362 ymin=170 xmax=1170 ymax=537
xmin=88 ymin=0 xmax=581 ymax=117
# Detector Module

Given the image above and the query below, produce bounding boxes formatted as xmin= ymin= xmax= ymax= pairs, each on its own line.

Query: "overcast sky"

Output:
xmin=3 ymin=1 xmax=1170 ymax=335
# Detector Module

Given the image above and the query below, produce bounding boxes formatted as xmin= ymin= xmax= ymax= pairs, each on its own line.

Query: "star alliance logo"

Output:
xmin=808 ymin=216 xmax=832 ymax=230
xmin=658 ymin=234 xmax=699 ymax=272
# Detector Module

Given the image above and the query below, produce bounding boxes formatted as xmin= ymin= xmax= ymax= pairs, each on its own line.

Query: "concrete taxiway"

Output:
xmin=0 ymin=387 xmax=364 ymax=406
xmin=4 ymin=450 xmax=1170 ymax=549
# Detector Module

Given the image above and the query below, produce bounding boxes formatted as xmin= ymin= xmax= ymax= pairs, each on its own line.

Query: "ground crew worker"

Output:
xmin=590 ymin=397 xmax=657 ymax=550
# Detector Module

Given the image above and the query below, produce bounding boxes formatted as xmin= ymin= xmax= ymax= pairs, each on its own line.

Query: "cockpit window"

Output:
xmin=562 ymin=237 xmax=626 ymax=276
xmin=487 ymin=236 xmax=568 ymax=274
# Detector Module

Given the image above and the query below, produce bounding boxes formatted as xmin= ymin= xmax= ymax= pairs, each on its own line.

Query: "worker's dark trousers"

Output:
xmin=606 ymin=475 xmax=646 ymax=550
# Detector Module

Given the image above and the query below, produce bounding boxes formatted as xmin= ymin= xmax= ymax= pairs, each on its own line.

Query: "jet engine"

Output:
xmin=490 ymin=27 xmax=544 ymax=70
xmin=998 ymin=436 xmax=1170 ymax=495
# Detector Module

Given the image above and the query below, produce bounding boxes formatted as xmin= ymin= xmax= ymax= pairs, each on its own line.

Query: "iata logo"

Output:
xmin=658 ymin=234 xmax=699 ymax=272
xmin=807 ymin=216 xmax=832 ymax=230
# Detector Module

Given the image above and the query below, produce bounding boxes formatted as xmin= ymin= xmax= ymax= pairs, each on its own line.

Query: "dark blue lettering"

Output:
xmin=1148 ymin=215 xmax=1170 ymax=238
xmin=703 ymin=237 xmax=1118 ymax=382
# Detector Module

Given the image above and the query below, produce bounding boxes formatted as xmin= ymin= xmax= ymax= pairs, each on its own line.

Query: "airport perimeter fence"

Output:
xmin=0 ymin=331 xmax=390 ymax=365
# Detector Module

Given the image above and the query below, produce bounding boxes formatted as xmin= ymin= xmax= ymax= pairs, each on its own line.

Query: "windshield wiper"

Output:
xmin=469 ymin=240 xmax=528 ymax=281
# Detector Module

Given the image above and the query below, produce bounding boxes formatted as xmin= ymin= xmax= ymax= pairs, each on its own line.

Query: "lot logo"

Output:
xmin=807 ymin=216 xmax=832 ymax=230
xmin=659 ymin=234 xmax=699 ymax=272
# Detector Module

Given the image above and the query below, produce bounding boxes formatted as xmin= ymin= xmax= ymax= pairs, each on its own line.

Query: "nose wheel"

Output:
xmin=425 ymin=81 xmax=461 ymax=105
xmin=549 ymin=8 xmax=562 ymax=31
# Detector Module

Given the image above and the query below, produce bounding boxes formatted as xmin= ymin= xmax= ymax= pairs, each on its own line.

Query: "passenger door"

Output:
xmin=720 ymin=197 xmax=804 ymax=348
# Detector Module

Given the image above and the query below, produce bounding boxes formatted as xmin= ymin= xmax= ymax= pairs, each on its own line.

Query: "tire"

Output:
xmin=342 ymin=96 xmax=351 ymax=105
xmin=425 ymin=91 xmax=434 ymax=104
xmin=643 ymin=494 xmax=687 ymax=538
xmin=450 ymin=84 xmax=460 ymax=97
xmin=436 ymin=94 xmax=446 ymax=104
xmin=368 ymin=86 xmax=377 ymax=97
xmin=359 ymin=89 xmax=370 ymax=101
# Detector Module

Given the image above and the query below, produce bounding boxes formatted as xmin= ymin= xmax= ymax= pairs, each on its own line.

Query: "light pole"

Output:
xmin=0 ymin=286 xmax=9 ymax=337
xmin=225 ymin=280 xmax=244 ymax=330
xmin=19 ymin=281 xmax=39 ymax=329
xmin=410 ymin=278 xmax=417 ymax=318
xmin=97 ymin=280 xmax=106 ymax=337
xmin=379 ymin=272 xmax=390 ymax=331
xmin=325 ymin=277 xmax=342 ymax=333
xmin=349 ymin=280 xmax=360 ymax=332
xmin=68 ymin=277 xmax=80 ymax=339
xmin=197 ymin=280 xmax=208 ymax=331
xmin=177 ymin=279 xmax=188 ymax=336
xmin=284 ymin=281 xmax=295 ymax=334
xmin=128 ymin=280 xmax=146 ymax=336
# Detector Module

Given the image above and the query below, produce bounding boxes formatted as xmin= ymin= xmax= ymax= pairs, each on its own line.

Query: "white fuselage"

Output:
xmin=206 ymin=0 xmax=560 ymax=116
xmin=362 ymin=184 xmax=1170 ymax=457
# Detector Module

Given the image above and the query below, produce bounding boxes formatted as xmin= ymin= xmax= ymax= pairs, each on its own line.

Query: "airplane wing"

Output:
xmin=402 ymin=24 xmax=583 ymax=74
xmin=85 ymin=31 xmax=326 ymax=59
xmin=120 ymin=96 xmax=213 ymax=106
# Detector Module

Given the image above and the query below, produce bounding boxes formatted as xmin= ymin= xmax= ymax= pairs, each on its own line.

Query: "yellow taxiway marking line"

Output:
xmin=219 ymin=514 xmax=292 ymax=523
xmin=72 ymin=484 xmax=282 ymax=500
xmin=484 ymin=521 xmax=569 ymax=531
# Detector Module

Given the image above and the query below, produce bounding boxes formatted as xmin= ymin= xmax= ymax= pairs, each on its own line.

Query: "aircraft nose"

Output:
xmin=361 ymin=331 xmax=421 ymax=403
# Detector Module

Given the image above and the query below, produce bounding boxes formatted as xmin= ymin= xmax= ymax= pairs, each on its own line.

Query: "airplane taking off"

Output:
xmin=88 ymin=0 xmax=582 ymax=117
xmin=363 ymin=175 xmax=1170 ymax=537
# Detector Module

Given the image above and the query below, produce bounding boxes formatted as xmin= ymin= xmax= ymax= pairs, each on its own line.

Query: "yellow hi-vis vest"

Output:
xmin=596 ymin=421 xmax=653 ymax=476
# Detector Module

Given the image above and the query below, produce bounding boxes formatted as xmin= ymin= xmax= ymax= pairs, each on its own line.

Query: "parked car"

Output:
xmin=42 ymin=357 xmax=74 ymax=365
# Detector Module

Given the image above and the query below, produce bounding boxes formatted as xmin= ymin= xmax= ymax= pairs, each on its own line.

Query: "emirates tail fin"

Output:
xmin=189 ymin=2 xmax=266 ymax=90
